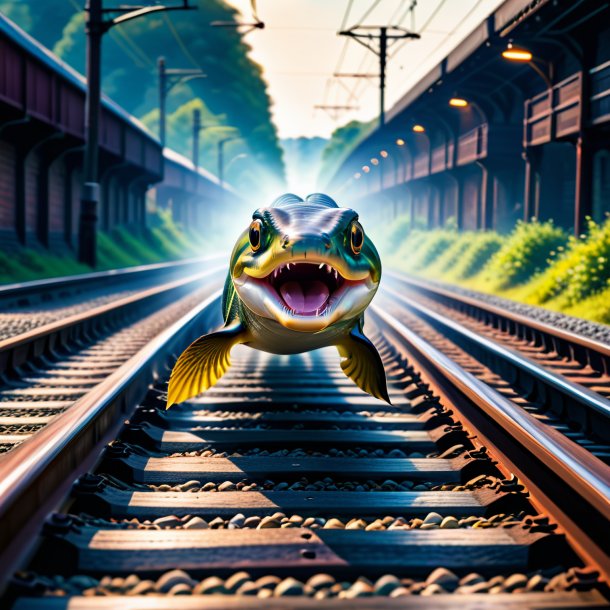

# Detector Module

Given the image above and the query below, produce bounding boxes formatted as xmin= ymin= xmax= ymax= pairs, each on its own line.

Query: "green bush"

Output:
xmin=96 ymin=232 xmax=141 ymax=269
xmin=528 ymin=216 xmax=610 ymax=305
xmin=450 ymin=233 xmax=503 ymax=280
xmin=384 ymin=215 xmax=411 ymax=253
xmin=482 ymin=219 xmax=567 ymax=289
xmin=426 ymin=232 xmax=473 ymax=276
xmin=0 ymin=210 xmax=204 ymax=285
xmin=397 ymin=229 xmax=459 ymax=271
xmin=385 ymin=220 xmax=610 ymax=325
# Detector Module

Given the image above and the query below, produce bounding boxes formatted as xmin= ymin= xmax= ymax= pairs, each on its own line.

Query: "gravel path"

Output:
xmin=0 ymin=288 xmax=139 ymax=341
xmin=79 ymin=510 xmax=542 ymax=532
xmin=18 ymin=566 xmax=598 ymax=597
xmin=391 ymin=274 xmax=610 ymax=345
xmin=0 ymin=268 xmax=201 ymax=342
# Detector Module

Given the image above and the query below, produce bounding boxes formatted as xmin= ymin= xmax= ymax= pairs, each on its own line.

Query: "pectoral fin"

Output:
xmin=336 ymin=324 xmax=390 ymax=404
xmin=167 ymin=321 xmax=248 ymax=408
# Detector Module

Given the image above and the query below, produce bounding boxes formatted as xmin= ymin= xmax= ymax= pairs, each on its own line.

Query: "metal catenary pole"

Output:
xmin=80 ymin=0 xmax=103 ymax=267
xmin=338 ymin=26 xmax=420 ymax=128
xmin=158 ymin=58 xmax=205 ymax=150
xmin=79 ymin=0 xmax=195 ymax=267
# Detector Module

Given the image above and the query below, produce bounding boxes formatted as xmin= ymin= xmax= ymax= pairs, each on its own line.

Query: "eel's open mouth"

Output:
xmin=234 ymin=259 xmax=376 ymax=330
xmin=267 ymin=262 xmax=344 ymax=316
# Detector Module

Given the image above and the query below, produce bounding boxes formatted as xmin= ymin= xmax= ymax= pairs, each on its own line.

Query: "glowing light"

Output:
xmin=412 ymin=124 xmax=425 ymax=133
xmin=449 ymin=97 xmax=469 ymax=108
xmin=380 ymin=150 xmax=388 ymax=158
xmin=370 ymin=158 xmax=379 ymax=166
xmin=396 ymin=138 xmax=405 ymax=146
xmin=362 ymin=165 xmax=370 ymax=173
xmin=502 ymin=43 xmax=533 ymax=62
xmin=354 ymin=172 xmax=361 ymax=179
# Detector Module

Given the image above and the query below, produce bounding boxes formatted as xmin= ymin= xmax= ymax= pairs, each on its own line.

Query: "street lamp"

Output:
xmin=501 ymin=42 xmax=553 ymax=88
xmin=79 ymin=0 xmax=196 ymax=268
xmin=449 ymin=97 xmax=469 ymax=108
xmin=159 ymin=57 xmax=206 ymax=148
xmin=396 ymin=138 xmax=405 ymax=146
xmin=218 ymin=135 xmax=241 ymax=189
xmin=225 ymin=152 xmax=249 ymax=177
xmin=501 ymin=46 xmax=532 ymax=62
xmin=192 ymin=108 xmax=217 ymax=169
xmin=449 ymin=97 xmax=486 ymax=124
xmin=412 ymin=124 xmax=425 ymax=133
xmin=362 ymin=165 xmax=370 ymax=173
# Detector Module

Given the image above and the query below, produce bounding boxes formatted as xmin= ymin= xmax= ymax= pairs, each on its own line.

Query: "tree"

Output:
xmin=1 ymin=0 xmax=285 ymax=191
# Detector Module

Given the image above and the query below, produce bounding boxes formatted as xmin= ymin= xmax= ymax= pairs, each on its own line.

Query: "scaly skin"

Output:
xmin=166 ymin=193 xmax=389 ymax=407
xmin=224 ymin=193 xmax=381 ymax=345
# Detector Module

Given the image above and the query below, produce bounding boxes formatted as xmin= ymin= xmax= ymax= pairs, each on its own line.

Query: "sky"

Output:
xmin=225 ymin=0 xmax=504 ymax=139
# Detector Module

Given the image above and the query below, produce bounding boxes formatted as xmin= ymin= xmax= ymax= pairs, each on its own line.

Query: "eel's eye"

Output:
xmin=350 ymin=221 xmax=364 ymax=255
xmin=249 ymin=219 xmax=263 ymax=251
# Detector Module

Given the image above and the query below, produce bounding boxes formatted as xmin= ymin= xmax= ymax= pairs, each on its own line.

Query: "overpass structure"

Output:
xmin=0 ymin=13 xmax=238 ymax=253
xmin=328 ymin=0 xmax=610 ymax=236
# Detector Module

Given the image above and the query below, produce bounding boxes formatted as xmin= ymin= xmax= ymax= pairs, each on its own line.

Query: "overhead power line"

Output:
xmin=339 ymin=25 xmax=420 ymax=127
xmin=163 ymin=12 xmax=202 ymax=69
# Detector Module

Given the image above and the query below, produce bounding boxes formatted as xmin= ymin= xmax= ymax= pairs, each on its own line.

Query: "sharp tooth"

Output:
xmin=326 ymin=264 xmax=332 ymax=274
xmin=319 ymin=263 xmax=324 ymax=270
xmin=287 ymin=263 xmax=291 ymax=270
xmin=334 ymin=270 xmax=338 ymax=280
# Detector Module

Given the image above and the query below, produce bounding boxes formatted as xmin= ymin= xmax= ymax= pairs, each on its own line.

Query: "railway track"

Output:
xmin=0 ymin=260 xmax=224 ymax=453
xmin=383 ymin=272 xmax=610 ymax=464
xmin=0 ymin=285 xmax=608 ymax=609
xmin=0 ymin=257 xmax=219 ymax=340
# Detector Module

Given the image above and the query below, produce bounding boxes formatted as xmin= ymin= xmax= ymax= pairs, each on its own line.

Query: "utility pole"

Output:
xmin=338 ymin=26 xmax=419 ymax=128
xmin=80 ymin=0 xmax=196 ymax=268
xmin=192 ymin=108 xmax=219 ymax=169
xmin=158 ymin=57 xmax=206 ymax=148
xmin=192 ymin=108 xmax=201 ymax=169
xmin=218 ymin=136 xmax=240 ymax=189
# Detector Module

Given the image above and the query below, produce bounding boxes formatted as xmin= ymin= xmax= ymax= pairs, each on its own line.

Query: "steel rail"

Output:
xmin=0 ymin=266 xmax=225 ymax=375
xmin=382 ymin=285 xmax=610 ymax=421
xmin=386 ymin=271 xmax=610 ymax=366
xmin=0 ymin=255 xmax=223 ymax=307
xmin=0 ymin=288 xmax=224 ymax=580
xmin=372 ymin=304 xmax=610 ymax=579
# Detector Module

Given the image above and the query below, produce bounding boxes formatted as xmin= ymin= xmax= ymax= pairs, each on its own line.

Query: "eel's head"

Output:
xmin=230 ymin=193 xmax=381 ymax=332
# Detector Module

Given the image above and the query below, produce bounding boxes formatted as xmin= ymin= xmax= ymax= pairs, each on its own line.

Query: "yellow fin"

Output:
xmin=336 ymin=325 xmax=390 ymax=404
xmin=166 ymin=322 xmax=247 ymax=408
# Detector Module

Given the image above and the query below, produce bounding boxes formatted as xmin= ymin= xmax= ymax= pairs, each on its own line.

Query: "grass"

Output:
xmin=384 ymin=215 xmax=610 ymax=325
xmin=0 ymin=210 xmax=209 ymax=285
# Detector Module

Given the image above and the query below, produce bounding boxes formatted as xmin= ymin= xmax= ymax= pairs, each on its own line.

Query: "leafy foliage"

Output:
xmin=1 ymin=0 xmax=285 ymax=192
xmin=527 ymin=216 xmax=610 ymax=305
xmin=450 ymin=233 xmax=503 ymax=280
xmin=0 ymin=212 xmax=204 ymax=284
xmin=318 ymin=120 xmax=374 ymax=188
xmin=481 ymin=220 xmax=567 ymax=288
xmin=387 ymin=229 xmax=458 ymax=273
xmin=385 ymin=218 xmax=610 ymax=324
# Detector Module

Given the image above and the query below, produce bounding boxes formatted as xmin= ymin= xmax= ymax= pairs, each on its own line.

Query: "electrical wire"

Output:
xmin=355 ymin=0 xmax=383 ymax=26
xmin=162 ymin=11 xmax=202 ymax=70
xmin=64 ymin=0 xmax=154 ymax=68
xmin=339 ymin=0 xmax=354 ymax=31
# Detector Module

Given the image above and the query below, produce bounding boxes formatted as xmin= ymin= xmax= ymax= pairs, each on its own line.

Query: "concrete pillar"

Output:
xmin=523 ymin=148 xmax=540 ymax=221
xmin=574 ymin=134 xmax=594 ymax=235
